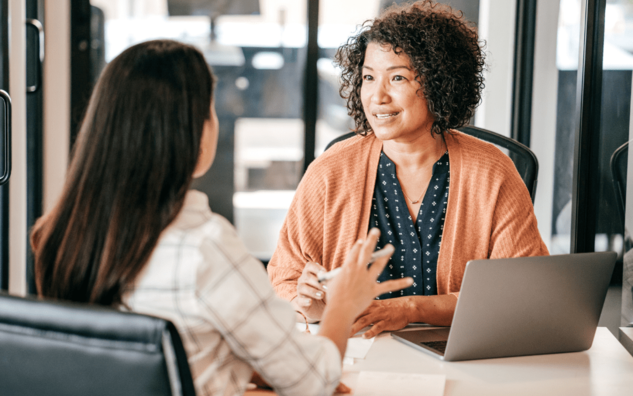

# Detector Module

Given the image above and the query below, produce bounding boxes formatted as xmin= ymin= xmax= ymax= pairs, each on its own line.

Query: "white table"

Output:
xmin=340 ymin=327 xmax=633 ymax=396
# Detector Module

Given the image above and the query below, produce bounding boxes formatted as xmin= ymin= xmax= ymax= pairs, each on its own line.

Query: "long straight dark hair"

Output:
xmin=32 ymin=40 xmax=215 ymax=306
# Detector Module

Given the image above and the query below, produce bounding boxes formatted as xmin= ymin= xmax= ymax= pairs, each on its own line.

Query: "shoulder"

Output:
xmin=305 ymin=133 xmax=376 ymax=179
xmin=447 ymin=130 xmax=518 ymax=179
xmin=287 ymin=133 xmax=376 ymax=209
xmin=199 ymin=214 xmax=254 ymax=267
xmin=163 ymin=190 xmax=256 ymax=267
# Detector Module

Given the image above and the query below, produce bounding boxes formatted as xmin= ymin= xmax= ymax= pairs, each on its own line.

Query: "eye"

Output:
xmin=363 ymin=75 xmax=374 ymax=81
xmin=393 ymin=75 xmax=406 ymax=82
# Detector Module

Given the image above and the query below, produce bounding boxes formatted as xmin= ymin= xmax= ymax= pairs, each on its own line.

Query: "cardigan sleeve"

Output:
xmin=268 ymin=166 xmax=327 ymax=302
xmin=488 ymin=165 xmax=549 ymax=259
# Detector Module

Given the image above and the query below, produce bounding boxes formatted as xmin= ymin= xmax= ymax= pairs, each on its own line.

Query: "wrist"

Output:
xmin=322 ymin=301 xmax=356 ymax=329
xmin=404 ymin=296 xmax=421 ymax=323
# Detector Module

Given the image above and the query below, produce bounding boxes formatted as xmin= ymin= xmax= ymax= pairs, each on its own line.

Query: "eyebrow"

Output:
xmin=362 ymin=65 xmax=412 ymax=71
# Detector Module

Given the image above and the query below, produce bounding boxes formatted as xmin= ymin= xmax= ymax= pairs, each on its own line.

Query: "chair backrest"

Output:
xmin=610 ymin=141 xmax=628 ymax=219
xmin=0 ymin=292 xmax=195 ymax=396
xmin=324 ymin=126 xmax=539 ymax=202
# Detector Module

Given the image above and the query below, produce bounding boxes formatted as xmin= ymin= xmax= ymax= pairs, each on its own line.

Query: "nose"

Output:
xmin=370 ymin=79 xmax=391 ymax=105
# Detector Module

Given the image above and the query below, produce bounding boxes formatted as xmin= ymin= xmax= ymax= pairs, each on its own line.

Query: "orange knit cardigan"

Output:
xmin=268 ymin=131 xmax=549 ymax=302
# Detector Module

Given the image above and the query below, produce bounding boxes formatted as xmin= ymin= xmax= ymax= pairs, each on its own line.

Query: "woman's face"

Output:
xmin=360 ymin=42 xmax=434 ymax=142
xmin=193 ymin=99 xmax=219 ymax=178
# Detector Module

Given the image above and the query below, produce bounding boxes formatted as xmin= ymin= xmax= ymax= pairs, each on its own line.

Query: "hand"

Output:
xmin=350 ymin=298 xmax=412 ymax=338
xmin=292 ymin=261 xmax=327 ymax=322
xmin=324 ymin=229 xmax=414 ymax=323
xmin=318 ymin=228 xmax=413 ymax=359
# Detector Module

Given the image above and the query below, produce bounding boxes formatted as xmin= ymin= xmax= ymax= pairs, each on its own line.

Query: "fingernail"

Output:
xmin=316 ymin=292 xmax=323 ymax=298
xmin=322 ymin=284 xmax=328 ymax=290
xmin=357 ymin=239 xmax=364 ymax=244
xmin=303 ymin=298 xmax=312 ymax=306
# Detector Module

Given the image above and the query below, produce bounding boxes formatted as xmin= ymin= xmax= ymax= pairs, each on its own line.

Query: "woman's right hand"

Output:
xmin=293 ymin=261 xmax=327 ymax=322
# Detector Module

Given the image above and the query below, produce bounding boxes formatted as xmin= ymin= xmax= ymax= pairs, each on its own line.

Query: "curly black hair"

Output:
xmin=334 ymin=0 xmax=485 ymax=136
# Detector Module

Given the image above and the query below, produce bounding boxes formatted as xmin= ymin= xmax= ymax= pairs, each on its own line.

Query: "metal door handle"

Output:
xmin=0 ymin=90 xmax=11 ymax=185
xmin=26 ymin=19 xmax=44 ymax=93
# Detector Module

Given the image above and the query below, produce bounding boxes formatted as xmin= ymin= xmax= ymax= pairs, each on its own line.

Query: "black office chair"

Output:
xmin=0 ymin=292 xmax=195 ymax=396
xmin=325 ymin=126 xmax=539 ymax=202
xmin=610 ymin=141 xmax=628 ymax=219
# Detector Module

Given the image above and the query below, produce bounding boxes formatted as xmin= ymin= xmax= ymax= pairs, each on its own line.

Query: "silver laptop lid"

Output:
xmin=442 ymin=252 xmax=616 ymax=361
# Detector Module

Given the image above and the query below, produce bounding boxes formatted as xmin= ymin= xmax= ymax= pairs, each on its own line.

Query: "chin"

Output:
xmin=371 ymin=127 xmax=402 ymax=142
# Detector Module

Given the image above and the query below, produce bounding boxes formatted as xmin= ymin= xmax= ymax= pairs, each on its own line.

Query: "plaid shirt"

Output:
xmin=125 ymin=190 xmax=341 ymax=396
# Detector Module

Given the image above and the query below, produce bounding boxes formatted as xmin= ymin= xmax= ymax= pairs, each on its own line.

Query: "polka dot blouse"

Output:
xmin=370 ymin=151 xmax=450 ymax=299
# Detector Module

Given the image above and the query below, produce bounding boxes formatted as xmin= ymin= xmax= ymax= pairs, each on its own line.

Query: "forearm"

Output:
xmin=318 ymin=303 xmax=356 ymax=359
xmin=406 ymin=294 xmax=458 ymax=326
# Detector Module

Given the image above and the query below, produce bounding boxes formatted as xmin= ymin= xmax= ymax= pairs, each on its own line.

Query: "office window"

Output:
xmin=88 ymin=0 xmax=306 ymax=260
xmin=216 ymin=1 xmax=308 ymax=260
xmin=530 ymin=0 xmax=583 ymax=254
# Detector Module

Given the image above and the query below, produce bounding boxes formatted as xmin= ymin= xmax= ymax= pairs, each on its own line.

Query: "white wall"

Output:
xmin=43 ymin=0 xmax=70 ymax=214
xmin=530 ymin=0 xmax=561 ymax=251
xmin=475 ymin=0 xmax=516 ymax=137
xmin=8 ymin=0 xmax=26 ymax=296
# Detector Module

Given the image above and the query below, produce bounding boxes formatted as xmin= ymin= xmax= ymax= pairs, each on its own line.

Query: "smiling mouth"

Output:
xmin=374 ymin=112 xmax=400 ymax=119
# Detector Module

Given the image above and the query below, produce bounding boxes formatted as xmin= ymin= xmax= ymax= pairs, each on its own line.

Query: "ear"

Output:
xmin=192 ymin=118 xmax=217 ymax=178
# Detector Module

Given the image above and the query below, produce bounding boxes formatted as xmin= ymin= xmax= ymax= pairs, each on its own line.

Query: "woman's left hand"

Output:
xmin=350 ymin=297 xmax=412 ymax=338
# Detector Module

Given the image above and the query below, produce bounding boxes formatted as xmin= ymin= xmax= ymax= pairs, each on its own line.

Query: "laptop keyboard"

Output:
xmin=421 ymin=341 xmax=447 ymax=354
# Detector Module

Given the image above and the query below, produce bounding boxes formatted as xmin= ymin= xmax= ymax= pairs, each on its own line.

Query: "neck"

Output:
xmin=381 ymin=131 xmax=445 ymax=173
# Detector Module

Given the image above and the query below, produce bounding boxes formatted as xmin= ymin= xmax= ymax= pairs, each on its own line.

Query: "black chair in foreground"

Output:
xmin=0 ymin=292 xmax=195 ymax=396
xmin=324 ymin=126 xmax=539 ymax=202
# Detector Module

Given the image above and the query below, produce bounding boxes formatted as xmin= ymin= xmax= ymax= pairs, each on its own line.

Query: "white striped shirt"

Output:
xmin=125 ymin=190 xmax=341 ymax=396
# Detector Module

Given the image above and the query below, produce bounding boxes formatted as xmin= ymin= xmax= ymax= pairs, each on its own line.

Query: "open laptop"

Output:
xmin=391 ymin=252 xmax=617 ymax=361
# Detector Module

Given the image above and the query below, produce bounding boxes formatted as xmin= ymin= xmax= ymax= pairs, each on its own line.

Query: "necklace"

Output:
xmin=401 ymin=186 xmax=425 ymax=204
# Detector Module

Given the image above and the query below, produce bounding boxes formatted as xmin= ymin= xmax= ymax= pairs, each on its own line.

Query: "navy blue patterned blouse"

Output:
xmin=370 ymin=151 xmax=450 ymax=299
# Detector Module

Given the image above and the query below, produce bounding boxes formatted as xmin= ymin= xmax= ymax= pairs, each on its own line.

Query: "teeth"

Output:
xmin=376 ymin=113 xmax=398 ymax=119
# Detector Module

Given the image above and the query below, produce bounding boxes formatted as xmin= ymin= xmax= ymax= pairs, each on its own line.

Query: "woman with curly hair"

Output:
xmin=268 ymin=0 xmax=548 ymax=338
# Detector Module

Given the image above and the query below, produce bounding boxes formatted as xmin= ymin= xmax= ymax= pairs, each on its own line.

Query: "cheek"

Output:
xmin=360 ymin=89 xmax=371 ymax=116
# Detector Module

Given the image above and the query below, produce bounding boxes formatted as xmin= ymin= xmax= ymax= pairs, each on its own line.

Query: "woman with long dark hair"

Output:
xmin=31 ymin=40 xmax=411 ymax=396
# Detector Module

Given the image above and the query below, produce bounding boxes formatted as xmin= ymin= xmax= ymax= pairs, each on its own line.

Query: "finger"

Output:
xmin=297 ymin=283 xmax=325 ymax=300
xmin=375 ymin=277 xmax=414 ymax=296
xmin=363 ymin=321 xmax=386 ymax=339
xmin=357 ymin=228 xmax=381 ymax=268
xmin=343 ymin=238 xmax=363 ymax=268
xmin=350 ymin=314 xmax=375 ymax=336
xmin=368 ymin=244 xmax=394 ymax=277
xmin=295 ymin=294 xmax=314 ymax=307
xmin=304 ymin=261 xmax=326 ymax=276
xmin=300 ymin=275 xmax=327 ymax=293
